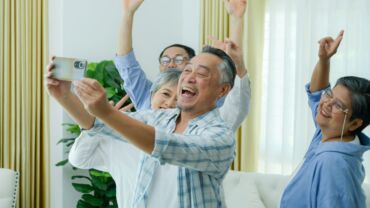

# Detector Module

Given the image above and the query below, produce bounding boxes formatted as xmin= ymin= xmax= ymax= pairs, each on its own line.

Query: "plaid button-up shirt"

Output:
xmin=80 ymin=107 xmax=235 ymax=208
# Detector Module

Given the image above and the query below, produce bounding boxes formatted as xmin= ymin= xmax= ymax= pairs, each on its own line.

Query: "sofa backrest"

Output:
xmin=0 ymin=168 xmax=19 ymax=208
xmin=223 ymin=171 xmax=370 ymax=208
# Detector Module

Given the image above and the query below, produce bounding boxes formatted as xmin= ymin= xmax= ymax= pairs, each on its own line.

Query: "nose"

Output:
xmin=183 ymin=71 xmax=196 ymax=84
xmin=167 ymin=59 xmax=177 ymax=69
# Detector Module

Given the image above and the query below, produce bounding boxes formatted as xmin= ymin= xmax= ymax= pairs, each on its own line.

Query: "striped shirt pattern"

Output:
xmin=87 ymin=107 xmax=235 ymax=208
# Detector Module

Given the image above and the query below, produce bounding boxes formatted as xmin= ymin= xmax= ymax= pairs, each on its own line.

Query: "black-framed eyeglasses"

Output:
xmin=321 ymin=89 xmax=349 ymax=114
xmin=159 ymin=55 xmax=188 ymax=65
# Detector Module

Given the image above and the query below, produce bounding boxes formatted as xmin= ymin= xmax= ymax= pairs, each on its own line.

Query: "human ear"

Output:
xmin=348 ymin=118 xmax=363 ymax=132
xmin=217 ymin=83 xmax=231 ymax=99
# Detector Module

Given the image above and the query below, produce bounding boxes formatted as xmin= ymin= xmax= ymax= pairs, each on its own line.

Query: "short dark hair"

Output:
xmin=158 ymin=44 xmax=196 ymax=60
xmin=201 ymin=46 xmax=236 ymax=88
xmin=335 ymin=76 xmax=370 ymax=134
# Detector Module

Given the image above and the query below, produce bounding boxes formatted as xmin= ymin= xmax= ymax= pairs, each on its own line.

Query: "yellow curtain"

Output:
xmin=0 ymin=0 xmax=50 ymax=207
xmin=200 ymin=0 xmax=266 ymax=172
xmin=199 ymin=0 xmax=229 ymax=48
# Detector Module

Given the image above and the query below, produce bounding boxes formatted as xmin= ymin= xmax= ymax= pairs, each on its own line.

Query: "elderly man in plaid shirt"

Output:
xmin=46 ymin=46 xmax=237 ymax=208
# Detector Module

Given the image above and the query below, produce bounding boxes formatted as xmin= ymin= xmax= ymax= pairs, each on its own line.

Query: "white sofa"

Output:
xmin=223 ymin=171 xmax=370 ymax=208
xmin=0 ymin=168 xmax=19 ymax=208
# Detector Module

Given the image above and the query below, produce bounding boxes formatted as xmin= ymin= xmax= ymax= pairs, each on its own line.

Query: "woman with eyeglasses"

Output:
xmin=280 ymin=31 xmax=370 ymax=208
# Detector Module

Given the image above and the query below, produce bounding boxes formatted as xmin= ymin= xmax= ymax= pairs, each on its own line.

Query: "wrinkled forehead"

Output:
xmin=189 ymin=53 xmax=222 ymax=69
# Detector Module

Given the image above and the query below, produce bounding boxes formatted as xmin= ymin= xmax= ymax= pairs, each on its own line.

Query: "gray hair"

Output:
xmin=150 ymin=68 xmax=182 ymax=95
xmin=335 ymin=76 xmax=370 ymax=134
xmin=201 ymin=46 xmax=236 ymax=88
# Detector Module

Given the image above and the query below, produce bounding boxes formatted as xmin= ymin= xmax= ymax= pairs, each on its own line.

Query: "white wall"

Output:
xmin=48 ymin=0 xmax=199 ymax=207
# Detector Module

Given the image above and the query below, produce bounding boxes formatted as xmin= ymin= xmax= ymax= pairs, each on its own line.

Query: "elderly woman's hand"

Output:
xmin=318 ymin=30 xmax=344 ymax=61
xmin=111 ymin=95 xmax=135 ymax=112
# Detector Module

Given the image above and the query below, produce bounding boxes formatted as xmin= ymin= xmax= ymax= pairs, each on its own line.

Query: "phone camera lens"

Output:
xmin=74 ymin=61 xmax=85 ymax=69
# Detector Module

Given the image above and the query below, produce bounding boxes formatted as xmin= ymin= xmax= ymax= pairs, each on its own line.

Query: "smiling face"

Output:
xmin=316 ymin=84 xmax=363 ymax=139
xmin=176 ymin=53 xmax=230 ymax=117
xmin=151 ymin=82 xmax=178 ymax=109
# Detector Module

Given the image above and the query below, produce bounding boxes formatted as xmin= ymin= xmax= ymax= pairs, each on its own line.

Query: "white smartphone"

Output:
xmin=51 ymin=57 xmax=87 ymax=81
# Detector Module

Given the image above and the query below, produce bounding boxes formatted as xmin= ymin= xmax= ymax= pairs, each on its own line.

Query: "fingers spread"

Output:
xmin=120 ymin=103 xmax=134 ymax=112
xmin=115 ymin=94 xmax=130 ymax=109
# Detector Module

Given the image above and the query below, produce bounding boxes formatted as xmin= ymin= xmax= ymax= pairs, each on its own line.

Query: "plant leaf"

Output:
xmin=66 ymin=141 xmax=75 ymax=147
xmin=56 ymin=138 xmax=76 ymax=145
xmin=55 ymin=159 xmax=68 ymax=166
xmin=82 ymin=194 xmax=104 ymax=206
xmin=105 ymin=87 xmax=116 ymax=99
xmin=62 ymin=123 xmax=81 ymax=134
xmin=89 ymin=169 xmax=111 ymax=178
xmin=91 ymin=176 xmax=108 ymax=191
xmin=77 ymin=199 xmax=95 ymax=208
xmin=72 ymin=183 xmax=94 ymax=193
xmin=105 ymin=186 xmax=116 ymax=198
xmin=72 ymin=175 xmax=92 ymax=183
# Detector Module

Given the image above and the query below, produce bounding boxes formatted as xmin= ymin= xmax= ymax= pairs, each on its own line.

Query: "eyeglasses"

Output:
xmin=159 ymin=55 xmax=188 ymax=66
xmin=321 ymin=89 xmax=349 ymax=114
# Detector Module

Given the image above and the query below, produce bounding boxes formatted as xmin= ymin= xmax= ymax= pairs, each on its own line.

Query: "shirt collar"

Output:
xmin=164 ymin=107 xmax=221 ymax=128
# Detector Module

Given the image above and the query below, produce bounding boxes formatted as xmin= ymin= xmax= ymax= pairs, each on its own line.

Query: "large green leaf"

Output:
xmin=89 ymin=169 xmax=111 ymax=178
xmin=55 ymin=159 xmax=68 ymax=166
xmin=82 ymin=194 xmax=104 ymax=206
xmin=72 ymin=183 xmax=94 ymax=193
xmin=77 ymin=199 xmax=95 ymax=208
xmin=93 ymin=62 xmax=106 ymax=83
xmin=87 ymin=62 xmax=98 ymax=72
xmin=105 ymin=186 xmax=116 ymax=198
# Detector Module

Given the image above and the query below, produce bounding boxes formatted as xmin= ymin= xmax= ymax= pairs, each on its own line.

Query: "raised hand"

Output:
xmin=318 ymin=30 xmax=344 ymax=60
xmin=114 ymin=94 xmax=134 ymax=112
xmin=224 ymin=0 xmax=247 ymax=18
xmin=208 ymin=35 xmax=226 ymax=51
xmin=208 ymin=36 xmax=247 ymax=77
xmin=224 ymin=39 xmax=247 ymax=77
xmin=74 ymin=78 xmax=113 ymax=118
xmin=122 ymin=0 xmax=144 ymax=15
xmin=45 ymin=57 xmax=72 ymax=99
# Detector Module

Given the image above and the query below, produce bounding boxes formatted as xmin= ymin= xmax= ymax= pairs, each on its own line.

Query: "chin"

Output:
xmin=177 ymin=104 xmax=193 ymax=112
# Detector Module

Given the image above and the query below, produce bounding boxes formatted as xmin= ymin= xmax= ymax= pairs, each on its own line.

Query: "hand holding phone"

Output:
xmin=51 ymin=57 xmax=87 ymax=81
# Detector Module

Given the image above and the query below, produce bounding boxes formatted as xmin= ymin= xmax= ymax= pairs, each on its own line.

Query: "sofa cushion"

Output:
xmin=223 ymin=171 xmax=265 ymax=208
xmin=0 ymin=198 xmax=13 ymax=207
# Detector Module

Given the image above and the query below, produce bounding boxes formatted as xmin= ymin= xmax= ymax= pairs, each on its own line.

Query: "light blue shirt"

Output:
xmin=114 ymin=51 xmax=252 ymax=131
xmin=280 ymin=83 xmax=370 ymax=208
xmin=78 ymin=108 xmax=235 ymax=208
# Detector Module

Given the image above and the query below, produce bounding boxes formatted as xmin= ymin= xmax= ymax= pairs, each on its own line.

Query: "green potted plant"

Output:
xmin=56 ymin=60 xmax=132 ymax=208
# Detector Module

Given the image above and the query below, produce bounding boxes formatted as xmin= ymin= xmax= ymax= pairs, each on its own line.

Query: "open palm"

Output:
xmin=122 ymin=0 xmax=144 ymax=14
xmin=224 ymin=0 xmax=247 ymax=18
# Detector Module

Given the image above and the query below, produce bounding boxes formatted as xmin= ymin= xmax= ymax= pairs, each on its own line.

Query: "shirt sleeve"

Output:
xmin=114 ymin=51 xmax=152 ymax=110
xmin=68 ymin=130 xmax=111 ymax=171
xmin=219 ymin=75 xmax=251 ymax=131
xmin=151 ymin=125 xmax=235 ymax=177
xmin=69 ymin=112 xmax=149 ymax=172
